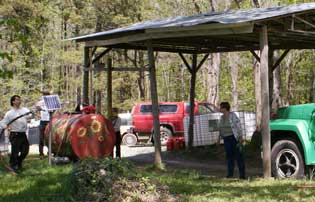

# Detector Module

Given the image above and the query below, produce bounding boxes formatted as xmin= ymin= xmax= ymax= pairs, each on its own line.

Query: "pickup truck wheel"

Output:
xmin=271 ymin=140 xmax=304 ymax=178
xmin=160 ymin=127 xmax=172 ymax=145
xmin=122 ymin=133 xmax=137 ymax=146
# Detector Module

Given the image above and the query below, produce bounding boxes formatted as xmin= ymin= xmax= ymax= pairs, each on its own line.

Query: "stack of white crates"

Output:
xmin=235 ymin=111 xmax=256 ymax=140
xmin=184 ymin=112 xmax=256 ymax=147
xmin=183 ymin=113 xmax=221 ymax=147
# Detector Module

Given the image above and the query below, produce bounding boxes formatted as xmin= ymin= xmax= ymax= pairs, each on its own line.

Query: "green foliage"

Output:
xmin=0 ymin=69 xmax=13 ymax=79
xmin=71 ymin=157 xmax=136 ymax=201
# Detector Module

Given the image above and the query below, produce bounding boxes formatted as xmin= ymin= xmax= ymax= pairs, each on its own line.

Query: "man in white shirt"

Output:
xmin=1 ymin=95 xmax=31 ymax=173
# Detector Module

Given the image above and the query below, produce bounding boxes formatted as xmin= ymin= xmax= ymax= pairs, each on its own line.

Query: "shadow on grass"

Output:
xmin=0 ymin=155 xmax=73 ymax=202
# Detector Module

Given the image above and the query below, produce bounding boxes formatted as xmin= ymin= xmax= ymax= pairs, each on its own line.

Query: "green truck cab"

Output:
xmin=270 ymin=103 xmax=315 ymax=178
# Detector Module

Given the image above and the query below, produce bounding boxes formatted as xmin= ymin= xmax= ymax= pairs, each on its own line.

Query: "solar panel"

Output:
xmin=43 ymin=95 xmax=61 ymax=110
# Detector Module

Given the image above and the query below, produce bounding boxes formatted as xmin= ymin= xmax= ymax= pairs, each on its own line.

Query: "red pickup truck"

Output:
xmin=123 ymin=101 xmax=217 ymax=145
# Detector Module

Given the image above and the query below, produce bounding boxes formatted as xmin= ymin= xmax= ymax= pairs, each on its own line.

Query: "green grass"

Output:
xmin=137 ymin=167 xmax=315 ymax=202
xmin=0 ymin=155 xmax=73 ymax=202
xmin=1 ymin=154 xmax=315 ymax=202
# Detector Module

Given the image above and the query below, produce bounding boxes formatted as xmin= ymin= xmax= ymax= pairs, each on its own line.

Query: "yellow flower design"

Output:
xmin=98 ymin=136 xmax=104 ymax=142
xmin=77 ymin=127 xmax=87 ymax=137
xmin=91 ymin=120 xmax=101 ymax=133
xmin=56 ymin=127 xmax=66 ymax=136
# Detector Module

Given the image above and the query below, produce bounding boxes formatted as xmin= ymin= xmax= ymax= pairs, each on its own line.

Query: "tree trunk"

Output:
xmin=285 ymin=53 xmax=293 ymax=105
xmin=272 ymin=51 xmax=283 ymax=110
xmin=83 ymin=48 xmax=89 ymax=105
xmin=206 ymin=53 xmax=221 ymax=106
xmin=230 ymin=53 xmax=239 ymax=111
xmin=252 ymin=0 xmax=260 ymax=8
xmin=138 ymin=51 xmax=146 ymax=100
xmin=206 ymin=1 xmax=221 ymax=106
xmin=162 ymin=65 xmax=170 ymax=101
xmin=181 ymin=64 xmax=186 ymax=100
xmin=106 ymin=58 xmax=112 ymax=118
xmin=208 ymin=0 xmax=218 ymax=12
xmin=269 ymin=50 xmax=274 ymax=109
xmin=96 ymin=90 xmax=102 ymax=114
xmin=310 ymin=52 xmax=315 ymax=102
xmin=147 ymin=41 xmax=162 ymax=167
xmin=260 ymin=25 xmax=271 ymax=178
xmin=254 ymin=57 xmax=262 ymax=131
xmin=188 ymin=54 xmax=198 ymax=151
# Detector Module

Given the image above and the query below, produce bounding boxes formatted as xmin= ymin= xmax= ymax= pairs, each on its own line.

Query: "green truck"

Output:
xmin=270 ymin=103 xmax=315 ymax=178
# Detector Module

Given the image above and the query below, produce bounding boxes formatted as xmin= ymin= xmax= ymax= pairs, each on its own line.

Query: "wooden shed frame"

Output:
xmin=70 ymin=3 xmax=315 ymax=177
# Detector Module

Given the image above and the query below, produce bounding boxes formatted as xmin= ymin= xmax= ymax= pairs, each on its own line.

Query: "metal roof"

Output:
xmin=71 ymin=3 xmax=315 ymax=53
xmin=72 ymin=3 xmax=315 ymax=41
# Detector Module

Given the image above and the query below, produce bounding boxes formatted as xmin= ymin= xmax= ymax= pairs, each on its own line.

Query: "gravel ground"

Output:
xmin=121 ymin=144 xmax=263 ymax=178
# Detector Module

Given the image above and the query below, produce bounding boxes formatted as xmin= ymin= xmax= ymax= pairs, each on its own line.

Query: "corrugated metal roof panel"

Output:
xmin=70 ymin=3 xmax=315 ymax=41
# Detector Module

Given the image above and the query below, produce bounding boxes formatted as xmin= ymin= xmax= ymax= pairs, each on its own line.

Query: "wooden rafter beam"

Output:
xmin=92 ymin=48 xmax=112 ymax=64
xmin=196 ymin=53 xmax=210 ymax=71
xmin=179 ymin=53 xmax=192 ymax=73
xmin=250 ymin=50 xmax=260 ymax=63
xmin=271 ymin=49 xmax=290 ymax=72
xmin=92 ymin=47 xmax=97 ymax=56
xmin=293 ymin=15 xmax=315 ymax=29
xmin=288 ymin=29 xmax=315 ymax=35
xmin=84 ymin=66 xmax=149 ymax=72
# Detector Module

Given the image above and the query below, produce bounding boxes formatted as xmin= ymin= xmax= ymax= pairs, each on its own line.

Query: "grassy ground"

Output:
xmin=1 ymin=153 xmax=315 ymax=202
xmin=0 ymin=155 xmax=73 ymax=202
xmin=139 ymin=167 xmax=315 ymax=202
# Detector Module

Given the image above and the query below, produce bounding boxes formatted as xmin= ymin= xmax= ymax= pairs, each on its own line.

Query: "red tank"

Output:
xmin=45 ymin=113 xmax=116 ymax=159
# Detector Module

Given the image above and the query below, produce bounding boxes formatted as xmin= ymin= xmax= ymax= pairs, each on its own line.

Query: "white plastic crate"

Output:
xmin=184 ymin=112 xmax=256 ymax=147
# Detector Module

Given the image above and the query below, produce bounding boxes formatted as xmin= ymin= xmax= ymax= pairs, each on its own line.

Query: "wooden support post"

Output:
xmin=89 ymin=50 xmax=93 ymax=105
xmin=179 ymin=53 xmax=207 ymax=150
xmin=83 ymin=47 xmax=89 ymax=105
xmin=269 ymin=49 xmax=274 ymax=109
xmin=188 ymin=54 xmax=197 ymax=150
xmin=147 ymin=41 xmax=162 ymax=166
xmin=107 ymin=58 xmax=112 ymax=119
xmin=260 ymin=25 xmax=271 ymax=178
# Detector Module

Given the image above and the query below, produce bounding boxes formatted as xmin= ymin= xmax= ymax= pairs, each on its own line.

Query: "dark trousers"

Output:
xmin=9 ymin=132 xmax=29 ymax=170
xmin=39 ymin=121 xmax=49 ymax=156
xmin=115 ymin=131 xmax=122 ymax=158
xmin=223 ymin=135 xmax=245 ymax=178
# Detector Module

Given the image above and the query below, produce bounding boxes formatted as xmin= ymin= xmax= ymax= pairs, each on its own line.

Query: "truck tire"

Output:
xmin=160 ymin=127 xmax=173 ymax=145
xmin=122 ymin=133 xmax=138 ymax=146
xmin=271 ymin=140 xmax=304 ymax=178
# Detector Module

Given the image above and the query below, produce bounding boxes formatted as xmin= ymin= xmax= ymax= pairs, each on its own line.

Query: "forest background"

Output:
xmin=0 ymin=0 xmax=314 ymax=116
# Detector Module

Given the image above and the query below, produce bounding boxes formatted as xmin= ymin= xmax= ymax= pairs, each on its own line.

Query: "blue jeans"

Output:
xmin=223 ymin=135 xmax=245 ymax=178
